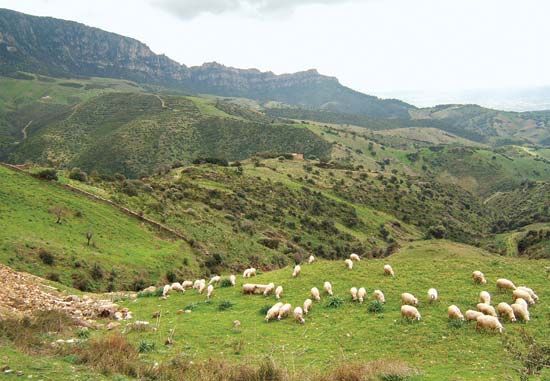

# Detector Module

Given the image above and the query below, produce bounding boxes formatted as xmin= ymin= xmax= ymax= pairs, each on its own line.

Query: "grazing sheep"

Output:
xmin=294 ymin=307 xmax=305 ymax=324
xmin=233 ymin=320 xmax=241 ymax=329
xmin=479 ymin=291 xmax=491 ymax=305
xmin=350 ymin=253 xmax=361 ymax=261
xmin=496 ymin=278 xmax=516 ymax=291
xmin=384 ymin=264 xmax=394 ymax=277
xmin=162 ymin=284 xmax=172 ymax=297
xmin=465 ymin=310 xmax=484 ymax=321
xmin=472 ymin=271 xmax=487 ymax=284
xmin=512 ymin=289 xmax=535 ymax=305
xmin=427 ymin=288 xmax=438 ymax=303
xmin=476 ymin=315 xmax=503 ymax=333
xmin=350 ymin=287 xmax=358 ymax=301
xmin=292 ymin=265 xmax=301 ymax=277
xmin=373 ymin=290 xmax=385 ymax=304
xmin=401 ymin=292 xmax=418 ymax=306
xmin=229 ymin=275 xmax=236 ymax=286
xmin=497 ymin=302 xmax=516 ymax=322
xmin=476 ymin=303 xmax=497 ymax=317
xmin=181 ymin=281 xmax=193 ymax=289
xmin=517 ymin=286 xmax=538 ymax=302
xmin=275 ymin=286 xmax=283 ymax=300
xmin=515 ymin=298 xmax=529 ymax=310
xmin=358 ymin=287 xmax=366 ymax=304
xmin=303 ymin=299 xmax=313 ymax=314
xmin=324 ymin=281 xmax=333 ymax=296
xmin=344 ymin=259 xmax=353 ymax=270
xmin=242 ymin=283 xmax=256 ymax=294
xmin=206 ymin=284 xmax=214 ymax=299
xmin=197 ymin=280 xmax=206 ymax=294
xmin=243 ymin=268 xmax=257 ymax=278
xmin=171 ymin=282 xmax=185 ymax=292
xmin=265 ymin=302 xmax=283 ymax=322
xmin=263 ymin=283 xmax=275 ymax=297
xmin=311 ymin=287 xmax=321 ymax=301
xmin=511 ymin=303 xmax=530 ymax=322
xmin=308 ymin=255 xmax=315 ymax=264
xmin=447 ymin=305 xmax=464 ymax=320
xmin=401 ymin=305 xmax=421 ymax=321
xmin=277 ymin=303 xmax=292 ymax=320
xmin=192 ymin=279 xmax=202 ymax=289
xmin=209 ymin=276 xmax=221 ymax=285
xmin=142 ymin=286 xmax=157 ymax=293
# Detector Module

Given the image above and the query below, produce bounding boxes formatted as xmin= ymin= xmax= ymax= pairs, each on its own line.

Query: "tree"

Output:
xmin=86 ymin=230 xmax=93 ymax=246
xmin=50 ymin=205 xmax=67 ymax=224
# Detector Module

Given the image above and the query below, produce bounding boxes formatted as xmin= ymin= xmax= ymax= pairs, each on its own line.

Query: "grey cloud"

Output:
xmin=152 ymin=0 xmax=357 ymax=20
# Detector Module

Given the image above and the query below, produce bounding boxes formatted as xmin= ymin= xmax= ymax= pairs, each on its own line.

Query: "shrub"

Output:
xmin=72 ymin=274 xmax=91 ymax=292
xmin=38 ymin=249 xmax=55 ymax=265
xmin=220 ymin=278 xmax=233 ymax=288
xmin=75 ymin=334 xmax=139 ymax=377
xmin=76 ymin=328 xmax=91 ymax=340
xmin=218 ymin=300 xmax=234 ymax=311
xmin=428 ymin=225 xmax=447 ymax=239
xmin=46 ymin=272 xmax=61 ymax=282
xmin=259 ymin=305 xmax=272 ymax=316
xmin=448 ymin=319 xmax=465 ymax=329
xmin=502 ymin=329 xmax=550 ymax=380
xmin=34 ymin=168 xmax=58 ymax=181
xmin=325 ymin=296 xmax=344 ymax=309
xmin=90 ymin=263 xmax=103 ymax=280
xmin=166 ymin=270 xmax=177 ymax=283
xmin=368 ymin=300 xmax=384 ymax=314
xmin=69 ymin=167 xmax=88 ymax=182
xmin=138 ymin=340 xmax=156 ymax=353
xmin=184 ymin=303 xmax=198 ymax=311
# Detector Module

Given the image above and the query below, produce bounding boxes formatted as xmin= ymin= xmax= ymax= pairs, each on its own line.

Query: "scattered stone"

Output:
xmin=106 ymin=322 xmax=121 ymax=330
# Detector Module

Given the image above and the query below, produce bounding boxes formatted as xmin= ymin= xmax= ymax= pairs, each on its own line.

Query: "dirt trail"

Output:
xmin=21 ymin=120 xmax=32 ymax=140
xmin=154 ymin=94 xmax=167 ymax=108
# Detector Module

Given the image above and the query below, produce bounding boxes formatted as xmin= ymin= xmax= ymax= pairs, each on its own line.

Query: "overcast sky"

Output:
xmin=1 ymin=0 xmax=549 ymax=106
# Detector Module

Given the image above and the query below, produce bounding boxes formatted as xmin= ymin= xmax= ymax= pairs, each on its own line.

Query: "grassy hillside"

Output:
xmin=0 ymin=165 xmax=197 ymax=291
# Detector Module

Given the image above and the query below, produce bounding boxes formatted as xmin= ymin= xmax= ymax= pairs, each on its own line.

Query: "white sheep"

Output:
xmin=447 ymin=305 xmax=464 ymax=320
xmin=278 ymin=303 xmax=292 ymax=320
xmin=311 ymin=287 xmax=321 ymax=301
xmin=427 ymin=288 xmax=438 ymax=303
xmin=344 ymin=259 xmax=353 ymax=270
xmin=197 ymin=279 xmax=206 ymax=294
xmin=265 ymin=302 xmax=283 ymax=322
xmin=263 ymin=283 xmax=275 ymax=297
xmin=384 ymin=264 xmax=394 ymax=277
xmin=496 ymin=278 xmax=516 ymax=291
xmin=192 ymin=279 xmax=202 ymax=289
xmin=229 ymin=275 xmax=236 ymax=286
xmin=242 ymin=283 xmax=256 ymax=294
xmin=181 ymin=280 xmax=193 ymax=289
xmin=479 ymin=291 xmax=491 ymax=305
xmin=476 ymin=315 xmax=503 ymax=333
xmin=472 ymin=270 xmax=487 ymax=284
xmin=515 ymin=298 xmax=529 ymax=310
xmin=357 ymin=287 xmax=366 ymax=304
xmin=476 ymin=303 xmax=497 ymax=317
xmin=292 ymin=264 xmax=301 ymax=278
xmin=209 ymin=275 xmax=221 ymax=285
xmin=324 ymin=281 xmax=333 ymax=296
xmin=373 ymin=290 xmax=385 ymax=303
xmin=206 ymin=284 xmax=214 ymax=299
xmin=243 ymin=268 xmax=257 ymax=278
xmin=293 ymin=307 xmax=305 ymax=324
xmin=401 ymin=292 xmax=418 ymax=306
xmin=517 ymin=286 xmax=538 ymax=302
xmin=171 ymin=282 xmax=185 ymax=292
xmin=303 ymin=298 xmax=313 ymax=314
xmin=350 ymin=253 xmax=361 ymax=261
xmin=350 ymin=287 xmax=358 ymax=301
xmin=497 ymin=302 xmax=516 ymax=322
xmin=401 ymin=305 xmax=421 ymax=321
xmin=465 ymin=309 xmax=484 ymax=321
xmin=511 ymin=303 xmax=530 ymax=322
xmin=307 ymin=255 xmax=315 ymax=264
xmin=275 ymin=285 xmax=283 ymax=300
xmin=162 ymin=284 xmax=171 ymax=297
xmin=513 ymin=289 xmax=535 ymax=305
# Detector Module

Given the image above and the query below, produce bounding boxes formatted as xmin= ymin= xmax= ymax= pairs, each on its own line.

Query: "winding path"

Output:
xmin=21 ymin=120 xmax=32 ymax=140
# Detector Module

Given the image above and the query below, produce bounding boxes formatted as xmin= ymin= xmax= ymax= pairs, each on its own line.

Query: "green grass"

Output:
xmin=0 ymin=165 xmax=197 ymax=291
xmin=114 ymin=240 xmax=549 ymax=380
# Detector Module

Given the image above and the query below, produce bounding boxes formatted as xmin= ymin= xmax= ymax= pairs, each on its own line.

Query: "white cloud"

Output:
xmin=151 ymin=0 xmax=357 ymax=19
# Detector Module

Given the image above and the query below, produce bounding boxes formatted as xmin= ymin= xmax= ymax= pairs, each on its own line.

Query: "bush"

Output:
xmin=34 ymin=168 xmax=58 ymax=181
xmin=368 ymin=300 xmax=384 ymax=314
xmin=428 ymin=225 xmax=447 ymax=239
xmin=325 ymin=296 xmax=344 ymax=309
xmin=69 ymin=167 xmax=88 ymax=182
xmin=218 ymin=300 xmax=234 ymax=311
xmin=72 ymin=274 xmax=91 ymax=292
xmin=38 ymin=249 xmax=55 ymax=265
xmin=448 ymin=319 xmax=465 ymax=329
xmin=138 ymin=340 xmax=156 ymax=353
xmin=90 ymin=263 xmax=103 ymax=280
xmin=259 ymin=305 xmax=272 ymax=316
xmin=220 ymin=278 xmax=233 ymax=288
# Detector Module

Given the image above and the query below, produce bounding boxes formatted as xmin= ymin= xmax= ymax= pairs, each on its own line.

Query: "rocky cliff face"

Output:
xmin=0 ymin=8 xmax=413 ymax=118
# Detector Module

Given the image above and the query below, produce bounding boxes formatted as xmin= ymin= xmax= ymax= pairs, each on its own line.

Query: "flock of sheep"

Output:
xmin=152 ymin=253 xmax=540 ymax=334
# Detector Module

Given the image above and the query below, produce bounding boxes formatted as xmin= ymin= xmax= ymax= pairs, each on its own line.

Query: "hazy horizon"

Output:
xmin=1 ymin=0 xmax=549 ymax=111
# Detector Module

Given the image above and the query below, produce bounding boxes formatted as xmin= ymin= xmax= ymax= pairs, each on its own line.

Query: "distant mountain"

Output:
xmin=0 ymin=8 xmax=412 ymax=118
